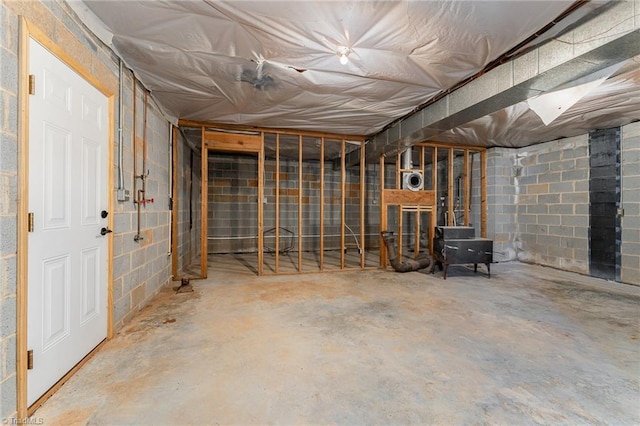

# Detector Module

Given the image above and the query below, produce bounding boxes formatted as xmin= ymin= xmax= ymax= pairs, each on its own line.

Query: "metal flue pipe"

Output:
xmin=381 ymin=231 xmax=433 ymax=273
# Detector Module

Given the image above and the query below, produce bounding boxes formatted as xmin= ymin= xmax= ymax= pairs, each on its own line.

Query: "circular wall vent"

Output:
xmin=402 ymin=171 xmax=424 ymax=191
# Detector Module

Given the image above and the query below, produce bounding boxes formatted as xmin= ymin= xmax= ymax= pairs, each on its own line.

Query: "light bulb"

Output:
xmin=336 ymin=45 xmax=350 ymax=65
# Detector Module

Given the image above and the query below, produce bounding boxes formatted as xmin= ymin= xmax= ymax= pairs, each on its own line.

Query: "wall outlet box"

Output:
xmin=117 ymin=189 xmax=130 ymax=202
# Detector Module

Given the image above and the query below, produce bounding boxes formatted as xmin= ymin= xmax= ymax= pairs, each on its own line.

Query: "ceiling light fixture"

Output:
xmin=337 ymin=45 xmax=350 ymax=65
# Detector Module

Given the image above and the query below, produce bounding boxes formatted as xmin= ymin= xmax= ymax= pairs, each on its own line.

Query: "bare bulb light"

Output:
xmin=336 ymin=45 xmax=350 ymax=65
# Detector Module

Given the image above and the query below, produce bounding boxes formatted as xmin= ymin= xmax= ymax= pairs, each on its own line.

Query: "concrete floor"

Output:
xmin=35 ymin=262 xmax=639 ymax=425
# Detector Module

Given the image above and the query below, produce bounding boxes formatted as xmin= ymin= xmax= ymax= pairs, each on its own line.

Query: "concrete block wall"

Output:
xmin=487 ymin=123 xmax=639 ymax=284
xmin=515 ymin=136 xmax=590 ymax=274
xmin=486 ymin=148 xmax=519 ymax=262
xmin=363 ymin=163 xmax=381 ymax=250
xmin=470 ymin=152 xmax=483 ymax=236
xmin=209 ymin=154 xmax=375 ymax=254
xmin=1 ymin=0 xmax=172 ymax=417
xmin=0 ymin=1 xmax=19 ymax=418
xmin=111 ymin=76 xmax=172 ymax=330
xmin=621 ymin=121 xmax=640 ymax=285
xmin=209 ymin=154 xmax=259 ymax=253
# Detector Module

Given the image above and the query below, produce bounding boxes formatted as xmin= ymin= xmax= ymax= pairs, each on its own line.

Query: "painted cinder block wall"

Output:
xmin=0 ymin=0 xmax=174 ymax=418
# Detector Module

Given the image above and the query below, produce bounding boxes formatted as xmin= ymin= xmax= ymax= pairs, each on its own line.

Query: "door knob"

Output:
xmin=100 ymin=227 xmax=113 ymax=236
xmin=101 ymin=210 xmax=109 ymax=218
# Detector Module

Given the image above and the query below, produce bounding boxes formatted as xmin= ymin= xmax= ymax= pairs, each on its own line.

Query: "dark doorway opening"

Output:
xmin=588 ymin=127 xmax=621 ymax=281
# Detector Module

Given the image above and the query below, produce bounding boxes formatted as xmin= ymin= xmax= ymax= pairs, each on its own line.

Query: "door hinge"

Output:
xmin=28 ymin=74 xmax=36 ymax=95
xmin=27 ymin=350 xmax=34 ymax=370
xmin=28 ymin=212 xmax=34 ymax=232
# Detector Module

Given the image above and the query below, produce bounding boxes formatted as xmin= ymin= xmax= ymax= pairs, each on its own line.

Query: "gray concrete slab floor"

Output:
xmin=33 ymin=262 xmax=639 ymax=425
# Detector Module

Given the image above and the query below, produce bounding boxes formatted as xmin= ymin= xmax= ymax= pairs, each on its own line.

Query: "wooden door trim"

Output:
xmin=201 ymin=133 xmax=264 ymax=276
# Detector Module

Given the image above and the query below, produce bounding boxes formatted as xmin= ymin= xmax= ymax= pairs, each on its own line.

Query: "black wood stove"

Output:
xmin=432 ymin=226 xmax=493 ymax=279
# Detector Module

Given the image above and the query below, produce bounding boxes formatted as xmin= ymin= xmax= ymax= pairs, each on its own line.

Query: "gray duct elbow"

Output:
xmin=381 ymin=231 xmax=433 ymax=273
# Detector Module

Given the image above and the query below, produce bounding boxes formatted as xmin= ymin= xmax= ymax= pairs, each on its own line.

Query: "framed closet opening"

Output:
xmin=176 ymin=122 xmax=371 ymax=276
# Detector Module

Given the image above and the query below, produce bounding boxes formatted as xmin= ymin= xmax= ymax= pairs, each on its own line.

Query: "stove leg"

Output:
xmin=486 ymin=263 xmax=491 ymax=278
xmin=443 ymin=263 xmax=448 ymax=279
xmin=474 ymin=263 xmax=478 ymax=273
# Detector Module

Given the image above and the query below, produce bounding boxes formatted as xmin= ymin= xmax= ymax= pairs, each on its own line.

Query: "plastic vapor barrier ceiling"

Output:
xmin=431 ymin=60 xmax=640 ymax=148
xmin=78 ymin=0 xmax=582 ymax=135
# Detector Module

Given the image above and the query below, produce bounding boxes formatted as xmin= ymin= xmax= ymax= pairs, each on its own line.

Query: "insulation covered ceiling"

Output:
xmin=430 ymin=57 xmax=640 ymax=147
xmin=73 ymin=0 xmax=640 ymax=152
xmin=74 ymin=0 xmax=625 ymax=139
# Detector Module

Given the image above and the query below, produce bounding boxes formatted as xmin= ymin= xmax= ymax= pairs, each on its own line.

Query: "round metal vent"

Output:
xmin=402 ymin=171 xmax=424 ymax=191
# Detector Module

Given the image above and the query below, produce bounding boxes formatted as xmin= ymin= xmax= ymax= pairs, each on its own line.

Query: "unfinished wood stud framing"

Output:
xmin=464 ymin=149 xmax=471 ymax=226
xmin=378 ymin=142 xmax=487 ymax=267
xmin=481 ymin=150 xmax=488 ymax=237
xmin=320 ymin=137 xmax=325 ymax=271
xmin=200 ymin=127 xmax=208 ymax=278
xmin=379 ymin=155 xmax=387 ymax=267
xmin=275 ymin=133 xmax=280 ymax=273
xmin=448 ymin=148 xmax=454 ymax=226
xmin=340 ymin=138 xmax=346 ymax=269
xmin=298 ymin=135 xmax=303 ymax=272
xmin=258 ymin=133 xmax=265 ymax=276
xmin=187 ymin=126 xmax=367 ymax=275
xmin=183 ymin=125 xmax=492 ymax=274
xmin=171 ymin=126 xmax=179 ymax=278
xmin=360 ymin=140 xmax=366 ymax=268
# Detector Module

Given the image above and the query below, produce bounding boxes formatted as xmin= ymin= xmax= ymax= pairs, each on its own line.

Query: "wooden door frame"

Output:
xmin=17 ymin=17 xmax=115 ymax=417
xmin=200 ymin=130 xmax=265 ymax=276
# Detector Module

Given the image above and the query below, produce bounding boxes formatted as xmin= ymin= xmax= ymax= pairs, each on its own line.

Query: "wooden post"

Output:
xmin=320 ymin=137 xmax=325 ymax=271
xmin=481 ymin=149 xmax=488 ymax=238
xmin=17 ymin=18 xmax=29 ymax=418
xmin=171 ymin=126 xmax=179 ymax=278
xmin=360 ymin=140 xmax=366 ymax=268
xmin=340 ymin=138 xmax=346 ymax=269
xmin=257 ymin=132 xmax=264 ymax=276
xmin=275 ymin=134 xmax=280 ymax=273
xmin=432 ymin=147 xmax=438 ymax=253
xmin=200 ymin=127 xmax=208 ymax=278
xmin=379 ymin=155 xmax=387 ymax=268
xmin=448 ymin=148 xmax=454 ymax=226
xmin=414 ymin=208 xmax=420 ymax=258
xmin=396 ymin=152 xmax=401 ymax=189
xmin=464 ymin=149 xmax=471 ymax=227
xmin=298 ymin=135 xmax=303 ymax=272
xmin=398 ymin=205 xmax=403 ymax=260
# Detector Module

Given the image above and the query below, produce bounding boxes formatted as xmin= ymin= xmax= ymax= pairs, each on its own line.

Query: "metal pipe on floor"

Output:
xmin=381 ymin=231 xmax=432 ymax=273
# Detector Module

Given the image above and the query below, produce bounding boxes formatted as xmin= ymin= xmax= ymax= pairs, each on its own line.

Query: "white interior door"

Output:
xmin=27 ymin=38 xmax=109 ymax=405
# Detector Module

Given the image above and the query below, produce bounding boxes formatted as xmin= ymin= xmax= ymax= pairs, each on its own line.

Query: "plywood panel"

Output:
xmin=383 ymin=190 xmax=435 ymax=206
xmin=204 ymin=131 xmax=261 ymax=153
